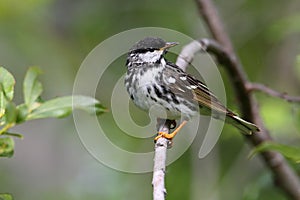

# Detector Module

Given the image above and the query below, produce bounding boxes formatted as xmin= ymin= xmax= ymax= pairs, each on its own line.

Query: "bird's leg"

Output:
xmin=155 ymin=120 xmax=187 ymax=141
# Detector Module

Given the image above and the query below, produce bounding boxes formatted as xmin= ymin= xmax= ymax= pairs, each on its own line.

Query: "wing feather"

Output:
xmin=164 ymin=62 xmax=229 ymax=115
xmin=163 ymin=62 xmax=259 ymax=134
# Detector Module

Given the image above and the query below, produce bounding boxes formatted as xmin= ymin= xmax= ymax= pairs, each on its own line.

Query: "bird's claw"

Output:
xmin=154 ymin=120 xmax=188 ymax=142
xmin=154 ymin=132 xmax=173 ymax=148
xmin=155 ymin=131 xmax=176 ymax=141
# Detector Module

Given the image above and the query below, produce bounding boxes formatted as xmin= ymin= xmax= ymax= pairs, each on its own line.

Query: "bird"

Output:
xmin=124 ymin=37 xmax=259 ymax=141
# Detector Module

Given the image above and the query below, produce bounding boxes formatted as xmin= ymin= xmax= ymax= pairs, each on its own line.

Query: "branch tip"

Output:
xmin=247 ymin=83 xmax=300 ymax=103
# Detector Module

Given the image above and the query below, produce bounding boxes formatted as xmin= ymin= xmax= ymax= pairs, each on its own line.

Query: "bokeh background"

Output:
xmin=1 ymin=0 xmax=300 ymax=199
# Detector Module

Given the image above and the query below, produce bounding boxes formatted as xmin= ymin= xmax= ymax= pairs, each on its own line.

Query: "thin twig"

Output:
xmin=152 ymin=119 xmax=174 ymax=200
xmin=246 ymin=83 xmax=300 ymax=102
xmin=195 ymin=0 xmax=300 ymax=199
xmin=152 ymin=138 xmax=168 ymax=199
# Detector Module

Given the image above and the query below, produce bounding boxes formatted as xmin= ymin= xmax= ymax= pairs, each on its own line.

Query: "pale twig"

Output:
xmin=152 ymin=137 xmax=168 ymax=200
xmin=246 ymin=83 xmax=300 ymax=103
xmin=152 ymin=119 xmax=173 ymax=200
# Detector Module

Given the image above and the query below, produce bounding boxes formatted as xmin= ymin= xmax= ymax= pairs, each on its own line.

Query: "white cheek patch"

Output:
xmin=139 ymin=50 xmax=162 ymax=63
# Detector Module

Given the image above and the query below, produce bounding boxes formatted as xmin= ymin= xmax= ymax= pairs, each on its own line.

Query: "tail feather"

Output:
xmin=226 ymin=114 xmax=260 ymax=135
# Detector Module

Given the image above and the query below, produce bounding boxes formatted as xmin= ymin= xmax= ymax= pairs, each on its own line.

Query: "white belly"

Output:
xmin=125 ymin=67 xmax=198 ymax=119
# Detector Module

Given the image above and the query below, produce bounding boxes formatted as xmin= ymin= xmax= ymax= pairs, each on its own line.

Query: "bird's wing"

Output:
xmin=164 ymin=62 xmax=230 ymax=115
xmin=164 ymin=62 xmax=260 ymax=134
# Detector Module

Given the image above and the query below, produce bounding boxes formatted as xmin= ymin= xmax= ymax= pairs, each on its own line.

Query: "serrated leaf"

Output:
xmin=0 ymin=67 xmax=15 ymax=101
xmin=23 ymin=67 xmax=43 ymax=111
xmin=250 ymin=142 xmax=300 ymax=163
xmin=0 ymin=193 xmax=13 ymax=200
xmin=27 ymin=95 xmax=107 ymax=120
xmin=0 ymin=137 xmax=14 ymax=157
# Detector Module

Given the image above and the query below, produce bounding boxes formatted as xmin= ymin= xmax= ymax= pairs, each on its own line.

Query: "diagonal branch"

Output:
xmin=195 ymin=0 xmax=300 ymax=199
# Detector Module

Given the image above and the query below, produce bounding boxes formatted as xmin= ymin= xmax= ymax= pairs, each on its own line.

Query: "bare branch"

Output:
xmin=176 ymin=40 xmax=204 ymax=71
xmin=195 ymin=0 xmax=300 ymax=199
xmin=152 ymin=119 xmax=174 ymax=200
xmin=152 ymin=138 xmax=168 ymax=200
xmin=246 ymin=83 xmax=300 ymax=102
xmin=195 ymin=0 xmax=234 ymax=54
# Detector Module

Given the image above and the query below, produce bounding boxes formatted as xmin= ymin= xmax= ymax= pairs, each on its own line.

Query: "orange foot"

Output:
xmin=155 ymin=120 xmax=187 ymax=141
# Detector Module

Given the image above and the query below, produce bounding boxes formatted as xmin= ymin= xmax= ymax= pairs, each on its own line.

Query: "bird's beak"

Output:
xmin=160 ymin=42 xmax=179 ymax=51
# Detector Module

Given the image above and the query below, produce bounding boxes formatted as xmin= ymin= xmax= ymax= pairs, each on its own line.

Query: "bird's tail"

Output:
xmin=226 ymin=113 xmax=260 ymax=135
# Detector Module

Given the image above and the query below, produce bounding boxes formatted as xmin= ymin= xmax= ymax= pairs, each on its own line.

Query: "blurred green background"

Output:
xmin=1 ymin=0 xmax=300 ymax=199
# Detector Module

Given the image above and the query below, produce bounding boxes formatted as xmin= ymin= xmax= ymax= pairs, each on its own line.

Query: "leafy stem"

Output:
xmin=0 ymin=123 xmax=15 ymax=135
xmin=0 ymin=66 xmax=107 ymax=157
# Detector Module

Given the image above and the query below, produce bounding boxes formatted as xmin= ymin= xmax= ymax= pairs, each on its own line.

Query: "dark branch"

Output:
xmin=195 ymin=0 xmax=300 ymax=199
xmin=246 ymin=83 xmax=300 ymax=103
xmin=195 ymin=0 xmax=234 ymax=53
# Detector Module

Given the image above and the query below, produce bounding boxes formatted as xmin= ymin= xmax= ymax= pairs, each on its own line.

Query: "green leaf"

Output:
xmin=250 ymin=142 xmax=300 ymax=163
xmin=27 ymin=95 xmax=107 ymax=120
xmin=4 ymin=102 xmax=17 ymax=124
xmin=23 ymin=67 xmax=43 ymax=111
xmin=0 ymin=91 xmax=5 ymax=118
xmin=0 ymin=137 xmax=14 ymax=157
xmin=0 ymin=193 xmax=13 ymax=200
xmin=0 ymin=67 xmax=15 ymax=101
xmin=16 ymin=104 xmax=29 ymax=123
xmin=0 ymin=67 xmax=15 ymax=118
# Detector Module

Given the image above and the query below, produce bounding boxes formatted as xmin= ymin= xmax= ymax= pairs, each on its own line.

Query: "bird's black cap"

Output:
xmin=130 ymin=37 xmax=166 ymax=52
